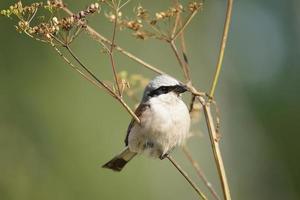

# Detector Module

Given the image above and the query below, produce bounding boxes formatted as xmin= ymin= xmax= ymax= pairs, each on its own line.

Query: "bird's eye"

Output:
xmin=148 ymin=86 xmax=172 ymax=97
xmin=161 ymin=87 xmax=168 ymax=92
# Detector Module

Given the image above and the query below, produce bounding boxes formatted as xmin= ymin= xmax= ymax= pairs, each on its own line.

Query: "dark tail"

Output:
xmin=102 ymin=147 xmax=136 ymax=172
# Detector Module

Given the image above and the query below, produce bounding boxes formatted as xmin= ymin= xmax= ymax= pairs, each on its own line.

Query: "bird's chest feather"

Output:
xmin=140 ymin=94 xmax=190 ymax=138
xmin=128 ymin=93 xmax=190 ymax=156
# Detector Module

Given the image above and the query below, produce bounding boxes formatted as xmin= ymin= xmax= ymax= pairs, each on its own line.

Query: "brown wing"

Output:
xmin=124 ymin=103 xmax=149 ymax=146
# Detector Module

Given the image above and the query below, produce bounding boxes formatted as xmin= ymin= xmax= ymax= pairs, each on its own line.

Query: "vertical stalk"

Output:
xmin=203 ymin=103 xmax=231 ymax=200
xmin=209 ymin=0 xmax=234 ymax=97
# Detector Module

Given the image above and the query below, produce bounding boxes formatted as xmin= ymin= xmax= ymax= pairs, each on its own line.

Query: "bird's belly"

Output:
xmin=128 ymin=100 xmax=190 ymax=158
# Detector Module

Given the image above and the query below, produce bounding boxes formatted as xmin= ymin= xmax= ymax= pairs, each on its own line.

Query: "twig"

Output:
xmin=28 ymin=8 xmax=38 ymax=23
xmin=166 ymin=155 xmax=207 ymax=200
xmin=170 ymin=41 xmax=189 ymax=81
xmin=209 ymin=0 xmax=234 ymax=97
xmin=178 ymin=17 xmax=191 ymax=83
xmin=202 ymin=101 xmax=231 ymax=200
xmin=171 ymin=1 xmax=181 ymax=39
xmin=109 ymin=8 xmax=121 ymax=96
xmin=182 ymin=145 xmax=221 ymax=200
xmin=65 ymin=45 xmax=140 ymax=123
xmin=65 ymin=45 xmax=116 ymax=97
xmin=51 ymin=35 xmax=141 ymax=123
xmin=117 ymin=97 xmax=140 ymax=123
xmin=172 ymin=9 xmax=198 ymax=41
xmin=205 ymin=0 xmax=234 ymax=199
xmin=61 ymin=7 xmax=165 ymax=75
xmin=189 ymin=94 xmax=196 ymax=112
xmin=50 ymin=43 xmax=110 ymax=94
xmin=169 ymin=1 xmax=191 ymax=82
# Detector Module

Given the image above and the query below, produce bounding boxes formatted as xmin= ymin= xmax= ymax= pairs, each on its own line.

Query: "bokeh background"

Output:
xmin=1 ymin=0 xmax=299 ymax=199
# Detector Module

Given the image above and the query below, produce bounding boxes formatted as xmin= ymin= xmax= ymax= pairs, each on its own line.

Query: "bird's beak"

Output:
xmin=173 ymin=84 xmax=188 ymax=94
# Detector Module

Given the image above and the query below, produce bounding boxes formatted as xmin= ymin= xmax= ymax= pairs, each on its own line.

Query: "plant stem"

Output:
xmin=109 ymin=9 xmax=122 ymax=96
xmin=172 ymin=9 xmax=198 ymax=41
xmin=182 ymin=145 xmax=221 ymax=200
xmin=167 ymin=155 xmax=207 ymax=200
xmin=178 ymin=18 xmax=191 ymax=83
xmin=65 ymin=45 xmax=116 ymax=97
xmin=202 ymin=102 xmax=231 ymax=200
xmin=209 ymin=0 xmax=234 ymax=97
xmin=65 ymin=45 xmax=140 ymax=123
xmin=170 ymin=41 xmax=189 ymax=81
xmin=204 ymin=0 xmax=234 ymax=199
xmin=51 ymin=43 xmax=111 ymax=95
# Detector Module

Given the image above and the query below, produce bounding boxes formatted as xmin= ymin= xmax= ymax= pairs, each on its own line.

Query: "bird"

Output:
xmin=102 ymin=74 xmax=191 ymax=171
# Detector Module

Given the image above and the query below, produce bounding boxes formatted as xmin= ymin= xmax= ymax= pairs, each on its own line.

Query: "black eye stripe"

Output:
xmin=148 ymin=85 xmax=177 ymax=97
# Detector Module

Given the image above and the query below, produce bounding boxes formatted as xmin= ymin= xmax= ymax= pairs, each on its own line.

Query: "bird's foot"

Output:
xmin=159 ymin=153 xmax=168 ymax=160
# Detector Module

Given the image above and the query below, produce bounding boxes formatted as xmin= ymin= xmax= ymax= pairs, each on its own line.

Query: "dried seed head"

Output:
xmin=52 ymin=17 xmax=58 ymax=25
xmin=79 ymin=11 xmax=85 ymax=18
xmin=94 ymin=3 xmax=99 ymax=9
xmin=46 ymin=33 xmax=51 ymax=39
xmin=155 ymin=12 xmax=163 ymax=20
xmin=133 ymin=31 xmax=148 ymax=40
xmin=136 ymin=5 xmax=148 ymax=19
xmin=188 ymin=2 xmax=203 ymax=12
xmin=90 ymin=4 xmax=95 ymax=10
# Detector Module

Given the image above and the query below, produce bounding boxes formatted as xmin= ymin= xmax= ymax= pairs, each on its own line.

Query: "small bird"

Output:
xmin=102 ymin=75 xmax=191 ymax=171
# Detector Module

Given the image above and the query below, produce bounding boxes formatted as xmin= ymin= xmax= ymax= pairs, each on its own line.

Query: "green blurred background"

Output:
xmin=1 ymin=0 xmax=299 ymax=199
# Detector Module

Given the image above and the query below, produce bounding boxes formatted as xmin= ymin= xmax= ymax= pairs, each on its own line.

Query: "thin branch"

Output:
xmin=166 ymin=155 xmax=207 ymax=200
xmin=189 ymin=94 xmax=196 ymax=112
xmin=117 ymin=97 xmax=140 ymax=123
xmin=169 ymin=1 xmax=192 ymax=82
xmin=172 ymin=9 xmax=198 ymax=41
xmin=50 ymin=42 xmax=110 ymax=93
xmin=204 ymin=0 xmax=234 ymax=198
xmin=202 ymin=101 xmax=231 ymax=200
xmin=108 ymin=9 xmax=122 ymax=96
xmin=182 ymin=145 xmax=221 ymax=200
xmin=28 ymin=8 xmax=38 ymax=23
xmin=171 ymin=10 xmax=180 ymax=38
xmin=209 ymin=0 xmax=234 ymax=97
xmin=178 ymin=17 xmax=191 ymax=83
xmin=51 ymin=35 xmax=141 ymax=123
xmin=170 ymin=41 xmax=189 ymax=81
xmin=65 ymin=45 xmax=116 ymax=97
xmin=65 ymin=45 xmax=140 ymax=123
xmin=62 ymin=7 xmax=165 ymax=75
xmin=119 ymin=0 xmax=130 ymax=10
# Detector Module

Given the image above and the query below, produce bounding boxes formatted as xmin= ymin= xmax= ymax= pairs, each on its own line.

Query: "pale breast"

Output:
xmin=128 ymin=93 xmax=190 ymax=157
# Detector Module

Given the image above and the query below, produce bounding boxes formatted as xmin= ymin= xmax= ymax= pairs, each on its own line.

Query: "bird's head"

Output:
xmin=142 ymin=75 xmax=188 ymax=101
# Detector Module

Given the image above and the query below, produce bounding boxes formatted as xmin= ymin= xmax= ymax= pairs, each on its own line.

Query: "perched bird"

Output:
xmin=102 ymin=75 xmax=191 ymax=171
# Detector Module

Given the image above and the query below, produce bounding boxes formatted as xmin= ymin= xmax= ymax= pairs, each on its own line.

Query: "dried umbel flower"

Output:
xmin=133 ymin=30 xmax=148 ymax=40
xmin=46 ymin=0 xmax=64 ymax=9
xmin=125 ymin=20 xmax=143 ymax=31
xmin=188 ymin=1 xmax=203 ymax=12
xmin=136 ymin=5 xmax=148 ymax=20
xmin=1 ymin=1 xmax=43 ymax=18
xmin=52 ymin=17 xmax=59 ymax=25
xmin=154 ymin=4 xmax=183 ymax=20
xmin=89 ymin=2 xmax=100 ymax=13
xmin=105 ymin=11 xmax=122 ymax=22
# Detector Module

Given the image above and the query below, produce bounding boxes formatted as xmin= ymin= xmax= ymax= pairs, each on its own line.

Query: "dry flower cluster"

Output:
xmin=116 ymin=1 xmax=203 ymax=40
xmin=0 ymin=1 xmax=101 ymax=43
